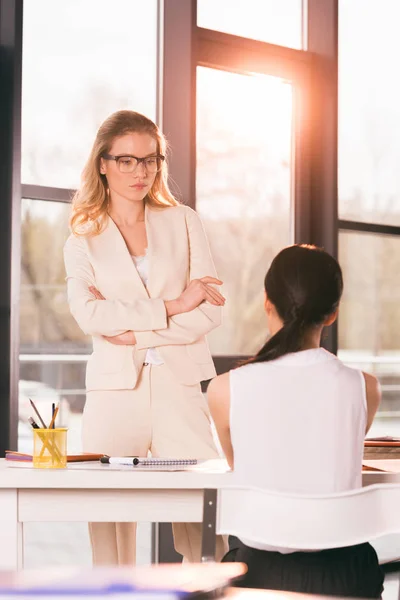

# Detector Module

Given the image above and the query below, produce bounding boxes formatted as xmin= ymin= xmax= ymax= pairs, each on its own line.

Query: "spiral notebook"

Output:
xmin=133 ymin=458 xmax=198 ymax=466
xmin=99 ymin=457 xmax=199 ymax=470
xmin=67 ymin=458 xmax=201 ymax=472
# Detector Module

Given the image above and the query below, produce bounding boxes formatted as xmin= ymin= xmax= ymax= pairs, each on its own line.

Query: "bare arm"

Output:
xmin=207 ymin=373 xmax=234 ymax=469
xmin=363 ymin=372 xmax=381 ymax=434
xmin=64 ymin=235 xmax=168 ymax=337
xmin=135 ymin=206 xmax=224 ymax=348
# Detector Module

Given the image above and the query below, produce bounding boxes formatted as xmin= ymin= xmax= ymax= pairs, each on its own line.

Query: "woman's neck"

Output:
xmin=108 ymin=198 xmax=145 ymax=227
xmin=300 ymin=326 xmax=324 ymax=350
xmin=269 ymin=317 xmax=324 ymax=350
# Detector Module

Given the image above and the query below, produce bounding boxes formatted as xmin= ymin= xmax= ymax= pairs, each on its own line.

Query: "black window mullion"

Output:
xmin=22 ymin=184 xmax=74 ymax=203
xmin=339 ymin=219 xmax=400 ymax=237
xmin=300 ymin=0 xmax=338 ymax=354
xmin=0 ymin=0 xmax=23 ymax=456
xmin=197 ymin=26 xmax=311 ymax=80
xmin=162 ymin=0 xmax=196 ymax=209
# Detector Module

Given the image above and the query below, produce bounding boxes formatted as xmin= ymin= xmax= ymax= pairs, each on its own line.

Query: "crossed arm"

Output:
xmin=64 ymin=208 xmax=225 ymax=348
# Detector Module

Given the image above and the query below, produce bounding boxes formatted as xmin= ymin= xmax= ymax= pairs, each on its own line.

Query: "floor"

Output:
xmin=23 ymin=521 xmax=152 ymax=567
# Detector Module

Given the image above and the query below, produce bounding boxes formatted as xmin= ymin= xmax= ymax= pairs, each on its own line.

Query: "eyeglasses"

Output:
xmin=102 ymin=153 xmax=165 ymax=174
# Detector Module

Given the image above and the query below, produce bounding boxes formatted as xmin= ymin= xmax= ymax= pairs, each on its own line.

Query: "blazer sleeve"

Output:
xmin=64 ymin=234 xmax=167 ymax=337
xmin=134 ymin=206 xmax=222 ymax=348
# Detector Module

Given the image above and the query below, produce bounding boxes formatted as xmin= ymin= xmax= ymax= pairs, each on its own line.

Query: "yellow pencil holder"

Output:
xmin=33 ymin=428 xmax=68 ymax=469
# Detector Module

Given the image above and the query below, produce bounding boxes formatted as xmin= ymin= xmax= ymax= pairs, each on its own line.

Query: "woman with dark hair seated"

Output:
xmin=208 ymin=244 xmax=384 ymax=598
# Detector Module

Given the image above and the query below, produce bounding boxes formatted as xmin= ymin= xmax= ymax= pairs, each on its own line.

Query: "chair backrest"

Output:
xmin=216 ymin=483 xmax=400 ymax=551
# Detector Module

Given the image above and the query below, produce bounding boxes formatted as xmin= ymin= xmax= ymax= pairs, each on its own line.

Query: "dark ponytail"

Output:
xmin=246 ymin=245 xmax=343 ymax=365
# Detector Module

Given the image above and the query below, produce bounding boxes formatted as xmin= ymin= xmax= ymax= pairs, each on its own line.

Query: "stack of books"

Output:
xmin=364 ymin=437 xmax=400 ymax=460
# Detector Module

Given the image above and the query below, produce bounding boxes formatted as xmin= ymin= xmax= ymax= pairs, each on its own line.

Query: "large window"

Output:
xmin=2 ymin=0 xmax=348 ymax=567
xmin=196 ymin=67 xmax=293 ymax=355
xmin=20 ymin=0 xmax=158 ymax=568
xmin=20 ymin=0 xmax=158 ymax=455
xmin=339 ymin=231 xmax=400 ymax=424
xmin=338 ymin=0 xmax=400 ymax=435
xmin=19 ymin=199 xmax=89 ymax=454
xmin=339 ymin=0 xmax=400 ymax=226
xmin=22 ymin=0 xmax=158 ymax=189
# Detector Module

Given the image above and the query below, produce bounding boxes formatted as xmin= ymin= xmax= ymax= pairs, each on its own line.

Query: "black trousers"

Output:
xmin=223 ymin=537 xmax=384 ymax=598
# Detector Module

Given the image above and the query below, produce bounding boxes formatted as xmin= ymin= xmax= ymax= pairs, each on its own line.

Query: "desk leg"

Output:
xmin=0 ymin=489 xmax=23 ymax=569
xmin=201 ymin=489 xmax=217 ymax=563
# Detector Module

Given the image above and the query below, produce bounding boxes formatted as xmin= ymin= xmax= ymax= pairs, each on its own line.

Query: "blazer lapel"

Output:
xmin=90 ymin=215 xmax=149 ymax=300
xmin=146 ymin=204 xmax=188 ymax=299
xmin=145 ymin=205 xmax=169 ymax=298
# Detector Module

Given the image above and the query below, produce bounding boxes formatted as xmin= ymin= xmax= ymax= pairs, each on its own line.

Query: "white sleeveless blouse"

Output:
xmin=229 ymin=348 xmax=367 ymax=553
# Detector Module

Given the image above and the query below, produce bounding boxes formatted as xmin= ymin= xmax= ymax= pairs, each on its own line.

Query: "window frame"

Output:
xmin=162 ymin=0 xmax=339 ymax=374
xmin=4 ymin=0 xmax=370 ymax=565
xmin=1 ymin=0 xmax=341 ymax=458
xmin=8 ymin=0 xmax=395 ymax=567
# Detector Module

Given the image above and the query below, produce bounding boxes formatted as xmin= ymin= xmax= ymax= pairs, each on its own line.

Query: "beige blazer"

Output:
xmin=63 ymin=204 xmax=221 ymax=390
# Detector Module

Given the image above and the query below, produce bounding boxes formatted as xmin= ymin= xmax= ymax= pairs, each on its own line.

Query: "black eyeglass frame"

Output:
xmin=102 ymin=153 xmax=165 ymax=171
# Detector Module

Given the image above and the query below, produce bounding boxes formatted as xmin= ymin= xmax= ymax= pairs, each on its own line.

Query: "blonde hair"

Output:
xmin=70 ymin=110 xmax=179 ymax=236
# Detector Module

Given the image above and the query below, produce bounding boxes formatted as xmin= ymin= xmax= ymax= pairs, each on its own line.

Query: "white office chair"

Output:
xmin=201 ymin=483 xmax=400 ymax=561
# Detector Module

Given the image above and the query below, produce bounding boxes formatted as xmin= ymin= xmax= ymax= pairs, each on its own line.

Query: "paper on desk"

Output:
xmin=69 ymin=462 xmax=194 ymax=472
xmin=5 ymin=458 xmax=230 ymax=473
xmin=363 ymin=459 xmax=400 ymax=473
xmin=68 ymin=458 xmax=230 ymax=473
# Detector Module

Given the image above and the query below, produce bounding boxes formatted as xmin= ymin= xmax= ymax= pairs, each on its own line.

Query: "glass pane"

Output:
xmin=19 ymin=199 xmax=90 ymax=455
xmin=197 ymin=0 xmax=303 ymax=49
xmin=196 ymin=67 xmax=293 ymax=355
xmin=20 ymin=199 xmax=90 ymax=567
xmin=338 ymin=230 xmax=400 ymax=437
xmin=22 ymin=0 xmax=157 ymax=189
xmin=339 ymin=0 xmax=400 ymax=225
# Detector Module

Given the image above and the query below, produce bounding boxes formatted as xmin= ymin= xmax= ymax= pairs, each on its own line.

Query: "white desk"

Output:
xmin=0 ymin=459 xmax=232 ymax=570
xmin=0 ymin=458 xmax=399 ymax=571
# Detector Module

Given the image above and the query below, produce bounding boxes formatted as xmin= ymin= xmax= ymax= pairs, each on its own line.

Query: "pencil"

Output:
xmin=48 ymin=404 xmax=59 ymax=430
xmin=29 ymin=398 xmax=47 ymax=429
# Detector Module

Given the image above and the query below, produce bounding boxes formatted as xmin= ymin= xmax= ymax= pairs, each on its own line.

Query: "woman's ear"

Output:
xmin=324 ymin=309 xmax=338 ymax=327
xmin=99 ymin=158 xmax=107 ymax=175
xmin=264 ymin=292 xmax=273 ymax=316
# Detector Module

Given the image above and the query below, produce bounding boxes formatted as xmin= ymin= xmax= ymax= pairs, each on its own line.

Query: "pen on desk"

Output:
xmin=100 ymin=456 xmax=140 ymax=466
xmin=48 ymin=403 xmax=59 ymax=430
xmin=52 ymin=403 xmax=55 ymax=428
xmin=29 ymin=398 xmax=47 ymax=429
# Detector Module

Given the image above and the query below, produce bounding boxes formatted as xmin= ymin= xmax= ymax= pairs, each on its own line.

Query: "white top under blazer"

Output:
xmin=131 ymin=251 xmax=164 ymax=366
xmin=229 ymin=347 xmax=367 ymax=553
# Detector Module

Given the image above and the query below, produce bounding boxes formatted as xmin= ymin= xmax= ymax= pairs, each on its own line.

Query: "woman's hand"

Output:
xmin=166 ymin=277 xmax=225 ymax=316
xmin=89 ymin=286 xmax=137 ymax=345
xmin=89 ymin=286 xmax=106 ymax=300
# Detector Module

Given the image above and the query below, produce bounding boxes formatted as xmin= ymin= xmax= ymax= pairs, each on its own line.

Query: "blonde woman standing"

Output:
xmin=64 ymin=110 xmax=227 ymax=565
